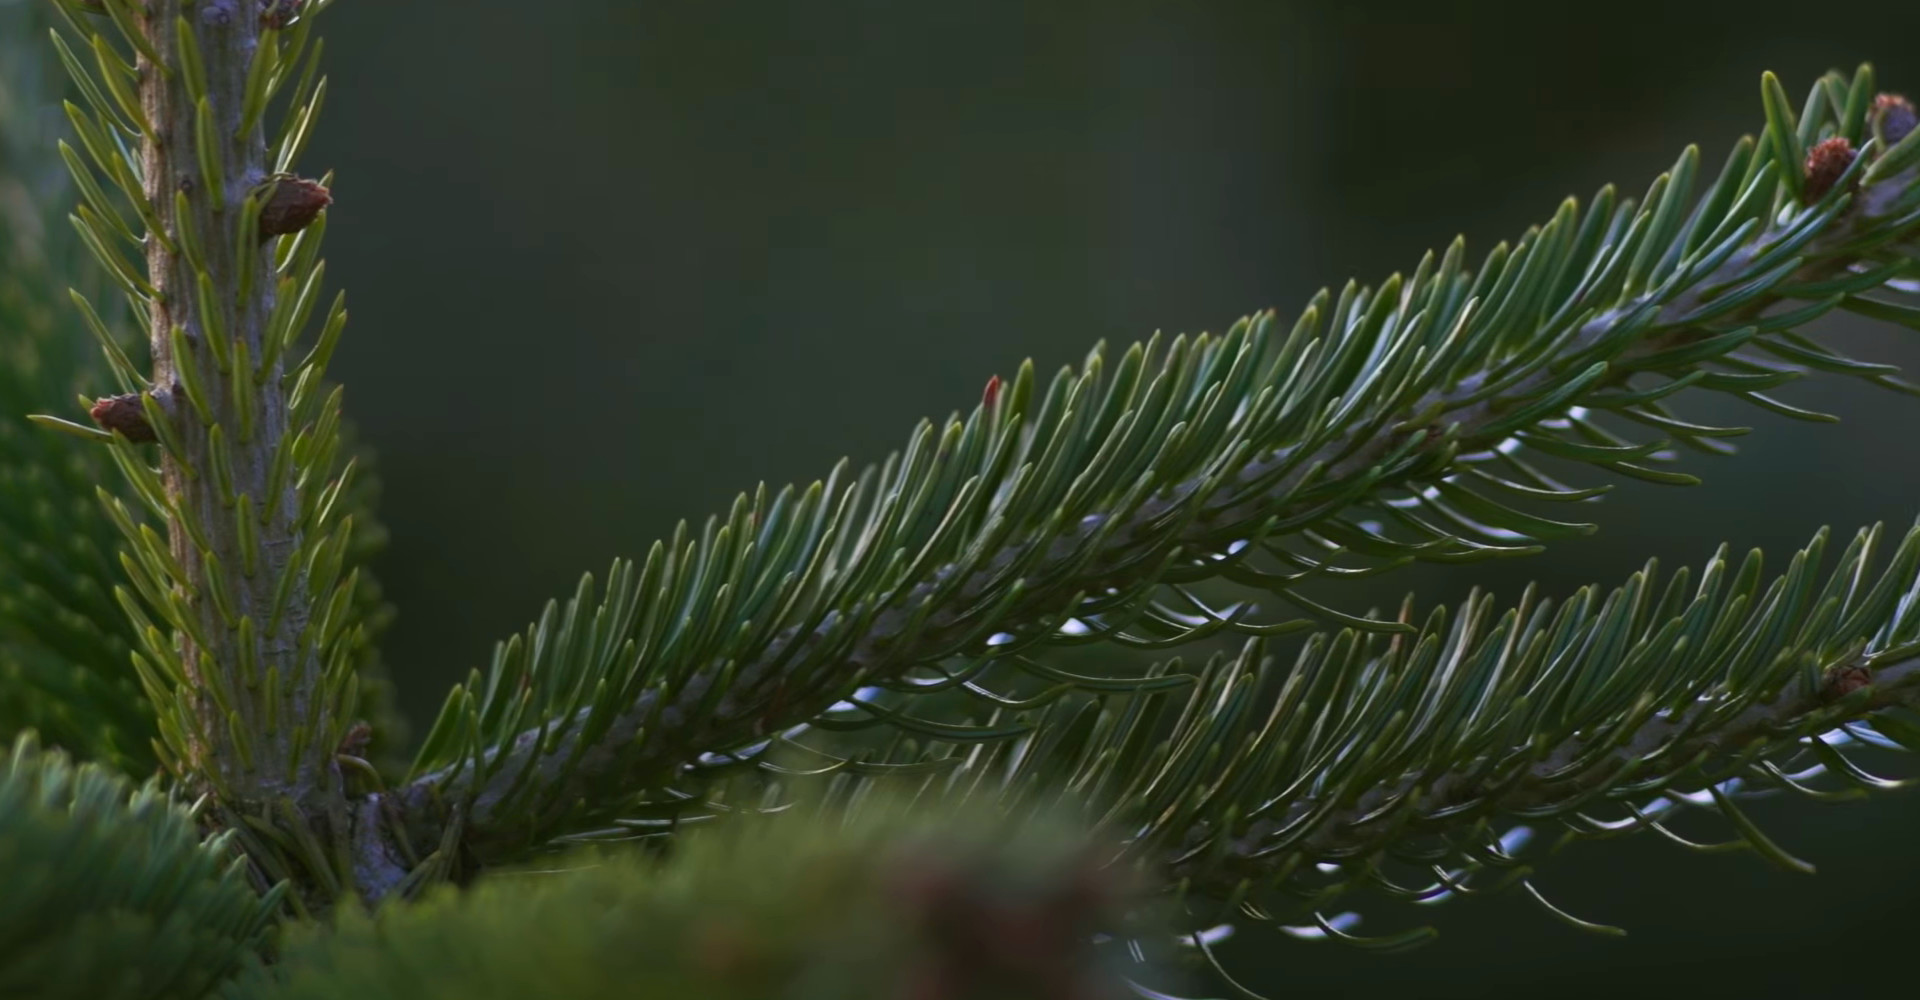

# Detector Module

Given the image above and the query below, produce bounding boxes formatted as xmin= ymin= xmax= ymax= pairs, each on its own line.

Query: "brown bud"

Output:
xmin=261 ymin=0 xmax=305 ymax=30
xmin=1802 ymin=137 xmax=1857 ymax=204
xmin=88 ymin=393 xmax=155 ymax=443
xmin=1821 ymin=663 xmax=1872 ymax=701
xmin=982 ymin=374 xmax=1001 ymax=407
xmin=257 ymin=174 xmax=331 ymax=238
xmin=335 ymin=721 xmax=373 ymax=758
xmin=1873 ymin=93 xmax=1917 ymax=148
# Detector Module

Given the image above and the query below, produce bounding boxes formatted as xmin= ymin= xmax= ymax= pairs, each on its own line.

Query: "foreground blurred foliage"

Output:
xmin=0 ymin=734 xmax=279 ymax=1000
xmin=230 ymin=803 xmax=1146 ymax=1000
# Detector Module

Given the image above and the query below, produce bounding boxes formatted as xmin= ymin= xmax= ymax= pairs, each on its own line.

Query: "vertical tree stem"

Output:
xmin=137 ymin=0 xmax=331 ymax=848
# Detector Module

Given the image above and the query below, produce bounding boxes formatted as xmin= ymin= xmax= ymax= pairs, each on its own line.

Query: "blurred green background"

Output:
xmin=301 ymin=1 xmax=1920 ymax=996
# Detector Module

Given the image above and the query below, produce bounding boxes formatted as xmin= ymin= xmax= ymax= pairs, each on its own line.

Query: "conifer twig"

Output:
xmin=391 ymin=102 xmax=1920 ymax=870
xmin=46 ymin=0 xmax=394 ymax=903
xmin=128 ymin=0 xmax=329 ymax=810
xmin=1176 ymin=652 xmax=1920 ymax=890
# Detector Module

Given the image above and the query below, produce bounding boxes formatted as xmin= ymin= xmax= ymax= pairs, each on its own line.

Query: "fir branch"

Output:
xmin=766 ymin=522 xmax=1920 ymax=947
xmin=5 ymin=0 xmax=402 ymax=791
xmin=394 ymin=68 xmax=1920 ymax=871
xmin=37 ymin=0 xmax=399 ymax=903
xmin=122 ymin=0 xmax=328 ymax=799
xmin=1265 ymin=650 xmax=1920 ymax=866
xmin=1135 ymin=524 xmax=1920 ymax=937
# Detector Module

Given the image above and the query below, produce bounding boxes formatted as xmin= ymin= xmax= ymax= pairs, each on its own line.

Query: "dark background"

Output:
xmin=305 ymin=2 xmax=1920 ymax=996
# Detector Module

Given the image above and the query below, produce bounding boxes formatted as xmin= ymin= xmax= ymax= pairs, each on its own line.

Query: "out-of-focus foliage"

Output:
xmin=0 ymin=0 xmax=154 ymax=772
xmin=0 ymin=733 xmax=280 ymax=1000
xmin=229 ymin=801 xmax=1146 ymax=1000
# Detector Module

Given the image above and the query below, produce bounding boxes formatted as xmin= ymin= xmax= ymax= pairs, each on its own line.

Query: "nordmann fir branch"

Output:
xmin=1117 ymin=522 xmax=1920 ymax=942
xmin=32 ymin=6 xmax=1918 ymax=914
xmin=767 ymin=522 xmax=1920 ymax=948
xmin=389 ymin=67 xmax=1920 ymax=869
xmin=33 ymin=0 xmax=398 ymax=905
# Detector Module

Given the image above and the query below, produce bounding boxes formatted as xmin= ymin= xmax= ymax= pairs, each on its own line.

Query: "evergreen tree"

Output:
xmin=4 ymin=1 xmax=1920 ymax=996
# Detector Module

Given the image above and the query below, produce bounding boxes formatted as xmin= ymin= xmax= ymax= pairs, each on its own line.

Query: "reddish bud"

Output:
xmin=335 ymin=721 xmax=373 ymax=758
xmin=982 ymin=374 xmax=1001 ymax=407
xmin=1822 ymin=664 xmax=1872 ymax=701
xmin=1802 ymin=137 xmax=1857 ymax=204
xmin=88 ymin=393 xmax=155 ymax=443
xmin=1873 ymin=93 xmax=1917 ymax=148
xmin=261 ymin=0 xmax=305 ymax=29
xmin=257 ymin=175 xmax=331 ymax=238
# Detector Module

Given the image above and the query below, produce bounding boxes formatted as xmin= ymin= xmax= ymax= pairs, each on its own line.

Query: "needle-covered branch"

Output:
xmin=1126 ymin=524 xmax=1920 ymax=943
xmin=755 ymin=521 xmax=1920 ymax=950
xmin=38 ymin=0 xmax=391 ymax=904
xmin=392 ymin=67 xmax=1920 ymax=871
